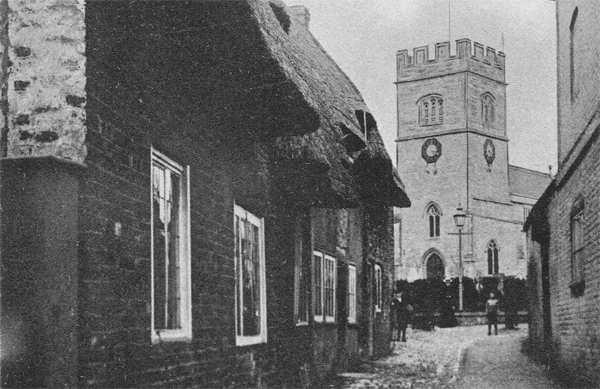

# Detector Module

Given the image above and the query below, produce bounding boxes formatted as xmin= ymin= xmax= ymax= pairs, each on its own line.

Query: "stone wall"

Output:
xmin=396 ymin=39 xmax=533 ymax=282
xmin=1 ymin=0 xmax=86 ymax=161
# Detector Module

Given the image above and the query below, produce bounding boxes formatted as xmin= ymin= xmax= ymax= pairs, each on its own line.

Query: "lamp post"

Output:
xmin=453 ymin=205 xmax=467 ymax=311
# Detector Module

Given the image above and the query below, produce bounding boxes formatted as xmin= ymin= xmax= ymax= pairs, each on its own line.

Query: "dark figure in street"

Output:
xmin=391 ymin=291 xmax=412 ymax=342
xmin=503 ymin=286 xmax=519 ymax=330
xmin=439 ymin=289 xmax=458 ymax=328
xmin=486 ymin=291 xmax=499 ymax=335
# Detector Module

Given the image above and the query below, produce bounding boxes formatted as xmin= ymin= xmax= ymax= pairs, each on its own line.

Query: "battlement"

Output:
xmin=397 ymin=39 xmax=505 ymax=83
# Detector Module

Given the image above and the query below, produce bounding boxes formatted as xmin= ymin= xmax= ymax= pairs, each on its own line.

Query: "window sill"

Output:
xmin=152 ymin=331 xmax=192 ymax=345
xmin=569 ymin=280 xmax=585 ymax=297
xmin=314 ymin=320 xmax=337 ymax=326
xmin=236 ymin=337 xmax=267 ymax=347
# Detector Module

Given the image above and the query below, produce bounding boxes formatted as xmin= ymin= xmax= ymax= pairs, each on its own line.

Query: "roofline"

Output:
xmin=523 ymin=179 xmax=556 ymax=231
xmin=508 ymin=164 xmax=551 ymax=178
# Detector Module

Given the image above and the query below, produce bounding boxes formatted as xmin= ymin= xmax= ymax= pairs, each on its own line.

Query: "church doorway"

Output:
xmin=426 ymin=253 xmax=445 ymax=280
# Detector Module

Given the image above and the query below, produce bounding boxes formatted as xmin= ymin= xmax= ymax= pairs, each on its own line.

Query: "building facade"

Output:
xmin=526 ymin=2 xmax=600 ymax=387
xmin=0 ymin=1 xmax=409 ymax=388
xmin=395 ymin=40 xmax=549 ymax=282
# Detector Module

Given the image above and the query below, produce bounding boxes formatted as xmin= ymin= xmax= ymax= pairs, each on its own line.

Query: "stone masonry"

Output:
xmin=1 ymin=0 xmax=86 ymax=161
xmin=395 ymin=39 xmax=548 ymax=282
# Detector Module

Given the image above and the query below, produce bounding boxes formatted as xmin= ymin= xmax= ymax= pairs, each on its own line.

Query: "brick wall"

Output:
xmin=546 ymin=131 xmax=600 ymax=386
xmin=547 ymin=2 xmax=600 ymax=385
xmin=363 ymin=204 xmax=395 ymax=358
xmin=77 ymin=2 xmax=282 ymax=386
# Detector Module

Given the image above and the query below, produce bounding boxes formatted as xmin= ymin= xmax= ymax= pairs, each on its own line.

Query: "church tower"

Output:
xmin=396 ymin=39 xmax=517 ymax=281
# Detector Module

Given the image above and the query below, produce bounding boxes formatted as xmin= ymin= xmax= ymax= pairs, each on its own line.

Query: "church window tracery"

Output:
xmin=427 ymin=204 xmax=441 ymax=238
xmin=418 ymin=95 xmax=443 ymax=126
xmin=487 ymin=240 xmax=499 ymax=275
xmin=481 ymin=93 xmax=495 ymax=125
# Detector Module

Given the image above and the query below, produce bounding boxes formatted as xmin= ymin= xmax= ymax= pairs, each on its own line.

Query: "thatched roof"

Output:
xmin=87 ymin=0 xmax=409 ymax=207
xmin=246 ymin=0 xmax=409 ymax=207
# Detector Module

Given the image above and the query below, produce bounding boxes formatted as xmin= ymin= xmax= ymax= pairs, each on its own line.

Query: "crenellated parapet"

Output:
xmin=397 ymin=39 xmax=505 ymax=84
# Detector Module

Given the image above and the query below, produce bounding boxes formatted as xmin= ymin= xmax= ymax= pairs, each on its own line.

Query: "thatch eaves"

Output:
xmin=246 ymin=0 xmax=409 ymax=207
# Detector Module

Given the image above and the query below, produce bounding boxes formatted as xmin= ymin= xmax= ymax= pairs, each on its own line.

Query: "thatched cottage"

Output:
xmin=0 ymin=0 xmax=409 ymax=387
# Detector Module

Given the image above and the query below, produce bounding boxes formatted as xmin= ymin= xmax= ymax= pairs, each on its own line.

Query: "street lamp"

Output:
xmin=453 ymin=204 xmax=467 ymax=311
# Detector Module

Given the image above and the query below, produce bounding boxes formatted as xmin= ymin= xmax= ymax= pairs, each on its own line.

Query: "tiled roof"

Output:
xmin=508 ymin=165 xmax=551 ymax=200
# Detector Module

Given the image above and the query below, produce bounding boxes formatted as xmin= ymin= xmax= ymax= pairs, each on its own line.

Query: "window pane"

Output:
xmin=166 ymin=171 xmax=181 ymax=329
xmin=493 ymin=248 xmax=499 ymax=274
xmin=153 ymin=164 xmax=167 ymax=329
xmin=348 ymin=265 xmax=356 ymax=323
xmin=240 ymin=220 xmax=261 ymax=336
xmin=429 ymin=215 xmax=434 ymax=237
xmin=325 ymin=257 xmax=335 ymax=319
xmin=153 ymin=158 xmax=184 ymax=331
xmin=314 ymin=254 xmax=323 ymax=317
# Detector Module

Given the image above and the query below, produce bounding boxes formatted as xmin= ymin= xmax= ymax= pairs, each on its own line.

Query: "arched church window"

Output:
xmin=482 ymin=93 xmax=495 ymax=124
xmin=418 ymin=95 xmax=443 ymax=126
xmin=487 ymin=240 xmax=499 ymax=275
xmin=427 ymin=204 xmax=441 ymax=238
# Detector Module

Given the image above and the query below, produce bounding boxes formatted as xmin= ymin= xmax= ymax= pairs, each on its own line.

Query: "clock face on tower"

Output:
xmin=484 ymin=139 xmax=496 ymax=166
xmin=422 ymin=138 xmax=442 ymax=164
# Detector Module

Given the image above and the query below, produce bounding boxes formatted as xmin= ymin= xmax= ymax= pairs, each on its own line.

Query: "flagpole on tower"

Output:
xmin=448 ymin=0 xmax=451 ymax=43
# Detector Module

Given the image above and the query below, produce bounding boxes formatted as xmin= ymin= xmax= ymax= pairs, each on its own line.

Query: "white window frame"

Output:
xmin=313 ymin=251 xmax=336 ymax=323
xmin=374 ymin=264 xmax=383 ymax=313
xmin=234 ymin=204 xmax=267 ymax=346
xmin=348 ymin=264 xmax=357 ymax=324
xmin=324 ymin=254 xmax=336 ymax=323
xmin=150 ymin=148 xmax=192 ymax=343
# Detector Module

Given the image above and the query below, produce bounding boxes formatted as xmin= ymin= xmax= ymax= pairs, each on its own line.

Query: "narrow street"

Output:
xmin=336 ymin=324 xmax=562 ymax=389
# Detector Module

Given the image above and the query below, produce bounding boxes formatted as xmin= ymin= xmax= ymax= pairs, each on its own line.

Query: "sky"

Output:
xmin=290 ymin=0 xmax=557 ymax=174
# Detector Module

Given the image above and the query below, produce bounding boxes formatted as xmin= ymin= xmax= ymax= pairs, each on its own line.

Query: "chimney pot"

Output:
xmin=290 ymin=5 xmax=310 ymax=30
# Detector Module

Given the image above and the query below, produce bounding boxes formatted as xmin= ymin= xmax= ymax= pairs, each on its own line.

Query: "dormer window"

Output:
xmin=482 ymin=93 xmax=495 ymax=125
xmin=355 ymin=110 xmax=376 ymax=139
xmin=418 ymin=95 xmax=443 ymax=126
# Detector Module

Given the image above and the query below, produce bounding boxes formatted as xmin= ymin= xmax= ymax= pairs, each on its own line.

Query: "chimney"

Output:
xmin=290 ymin=5 xmax=310 ymax=30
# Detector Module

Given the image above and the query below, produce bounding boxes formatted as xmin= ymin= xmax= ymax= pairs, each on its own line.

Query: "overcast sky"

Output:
xmin=291 ymin=0 xmax=557 ymax=174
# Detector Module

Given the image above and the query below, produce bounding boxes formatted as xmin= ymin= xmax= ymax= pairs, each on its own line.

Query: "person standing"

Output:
xmin=486 ymin=291 xmax=499 ymax=336
xmin=391 ymin=291 xmax=412 ymax=342
xmin=439 ymin=281 xmax=458 ymax=328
